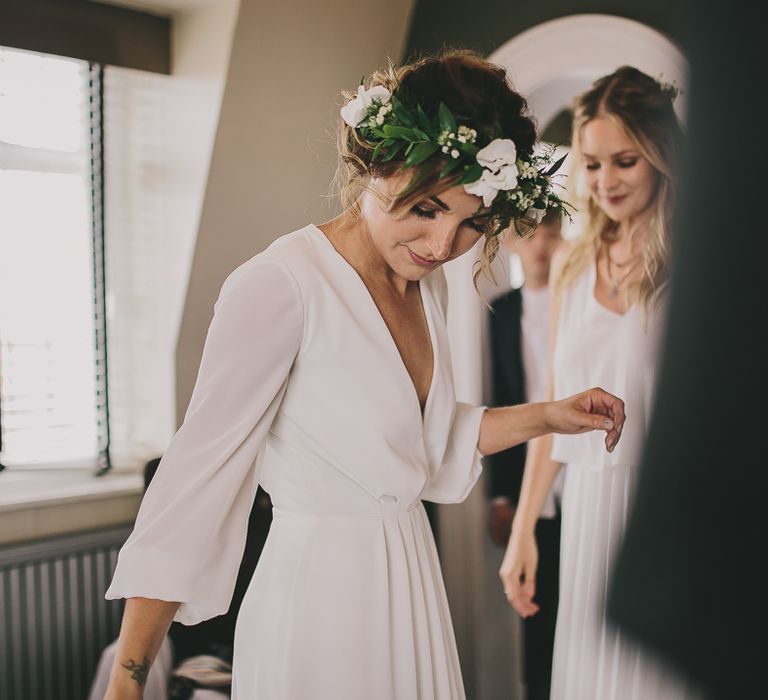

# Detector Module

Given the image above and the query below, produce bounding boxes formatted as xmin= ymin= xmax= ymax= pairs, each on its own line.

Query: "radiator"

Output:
xmin=0 ymin=526 xmax=132 ymax=700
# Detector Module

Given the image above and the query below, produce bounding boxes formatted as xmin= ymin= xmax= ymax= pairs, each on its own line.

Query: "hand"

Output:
xmin=545 ymin=386 xmax=626 ymax=452
xmin=499 ymin=528 xmax=539 ymax=617
xmin=489 ymin=501 xmax=515 ymax=547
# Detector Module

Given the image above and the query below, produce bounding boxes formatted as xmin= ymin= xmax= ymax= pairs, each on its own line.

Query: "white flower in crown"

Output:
xmin=464 ymin=139 xmax=520 ymax=207
xmin=340 ymin=85 xmax=392 ymax=127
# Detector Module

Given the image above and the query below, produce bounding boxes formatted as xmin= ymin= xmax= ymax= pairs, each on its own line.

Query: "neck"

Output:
xmin=523 ymin=277 xmax=548 ymax=291
xmin=321 ymin=212 xmax=410 ymax=296
xmin=613 ymin=209 xmax=652 ymax=246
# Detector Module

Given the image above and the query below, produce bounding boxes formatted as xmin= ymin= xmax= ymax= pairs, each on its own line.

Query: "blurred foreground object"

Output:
xmin=607 ymin=4 xmax=764 ymax=698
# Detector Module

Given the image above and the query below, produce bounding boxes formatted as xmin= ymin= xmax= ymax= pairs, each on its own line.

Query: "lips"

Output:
xmin=605 ymin=194 xmax=628 ymax=206
xmin=408 ymin=248 xmax=438 ymax=267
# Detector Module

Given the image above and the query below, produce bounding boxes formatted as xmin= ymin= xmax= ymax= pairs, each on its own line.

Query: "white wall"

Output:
xmin=175 ymin=0 xmax=416 ymax=420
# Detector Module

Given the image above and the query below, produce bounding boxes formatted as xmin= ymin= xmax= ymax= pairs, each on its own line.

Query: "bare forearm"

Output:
xmin=478 ymin=403 xmax=551 ymax=456
xmin=512 ymin=432 xmax=561 ymax=536
xmin=104 ymin=597 xmax=180 ymax=698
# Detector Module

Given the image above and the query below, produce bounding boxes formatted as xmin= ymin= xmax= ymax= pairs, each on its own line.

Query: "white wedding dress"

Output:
xmin=106 ymin=224 xmax=485 ymax=699
xmin=549 ymin=257 xmax=697 ymax=699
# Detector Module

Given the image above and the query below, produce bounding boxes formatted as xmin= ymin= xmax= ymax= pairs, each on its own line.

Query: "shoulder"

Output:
xmin=218 ymin=224 xmax=321 ymax=303
xmin=214 ymin=226 xmax=326 ymax=323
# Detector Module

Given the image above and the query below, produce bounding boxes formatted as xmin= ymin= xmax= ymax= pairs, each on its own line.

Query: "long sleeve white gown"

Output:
xmin=105 ymin=224 xmax=485 ymax=699
xmin=549 ymin=258 xmax=697 ymax=699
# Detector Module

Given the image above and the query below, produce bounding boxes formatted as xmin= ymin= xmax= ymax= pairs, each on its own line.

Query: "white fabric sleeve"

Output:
xmin=421 ymin=402 xmax=486 ymax=504
xmin=105 ymin=256 xmax=303 ymax=625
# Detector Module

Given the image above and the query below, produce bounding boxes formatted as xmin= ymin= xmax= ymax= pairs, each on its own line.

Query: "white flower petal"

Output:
xmin=476 ymin=138 xmax=518 ymax=172
xmin=340 ymin=85 xmax=392 ymax=127
xmin=464 ymin=177 xmax=499 ymax=207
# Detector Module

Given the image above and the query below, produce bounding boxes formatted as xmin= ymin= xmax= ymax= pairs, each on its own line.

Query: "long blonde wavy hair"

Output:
xmin=556 ymin=66 xmax=683 ymax=313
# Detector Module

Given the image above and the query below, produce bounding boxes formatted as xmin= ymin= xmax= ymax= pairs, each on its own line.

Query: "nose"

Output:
xmin=426 ymin=225 xmax=456 ymax=261
xmin=597 ymin=164 xmax=620 ymax=193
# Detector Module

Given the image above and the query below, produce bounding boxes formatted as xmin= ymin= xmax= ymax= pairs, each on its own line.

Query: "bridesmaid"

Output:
xmin=499 ymin=67 xmax=694 ymax=699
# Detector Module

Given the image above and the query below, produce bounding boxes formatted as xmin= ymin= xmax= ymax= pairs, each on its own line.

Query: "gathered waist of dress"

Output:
xmin=270 ymin=496 xmax=423 ymax=521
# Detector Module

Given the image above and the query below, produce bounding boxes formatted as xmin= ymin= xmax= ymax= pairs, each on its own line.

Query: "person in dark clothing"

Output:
xmin=487 ymin=210 xmax=563 ymax=700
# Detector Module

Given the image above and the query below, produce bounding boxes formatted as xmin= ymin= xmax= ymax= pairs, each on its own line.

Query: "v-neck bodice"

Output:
xmin=310 ymin=223 xmax=436 ymax=418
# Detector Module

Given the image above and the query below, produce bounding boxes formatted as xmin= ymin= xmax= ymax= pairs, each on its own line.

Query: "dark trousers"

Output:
xmin=524 ymin=515 xmax=561 ymax=700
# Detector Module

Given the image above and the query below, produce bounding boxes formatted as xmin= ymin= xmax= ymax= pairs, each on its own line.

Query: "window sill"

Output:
xmin=0 ymin=468 xmax=143 ymax=546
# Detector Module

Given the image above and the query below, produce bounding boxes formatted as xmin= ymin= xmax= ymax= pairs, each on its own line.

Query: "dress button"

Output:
xmin=379 ymin=495 xmax=399 ymax=505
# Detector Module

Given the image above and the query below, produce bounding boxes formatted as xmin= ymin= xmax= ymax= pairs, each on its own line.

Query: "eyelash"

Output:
xmin=585 ymin=159 xmax=638 ymax=171
xmin=412 ymin=206 xmax=487 ymax=233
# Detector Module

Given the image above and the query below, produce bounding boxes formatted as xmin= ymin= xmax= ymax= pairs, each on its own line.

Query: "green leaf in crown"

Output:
xmin=341 ymin=84 xmax=571 ymax=235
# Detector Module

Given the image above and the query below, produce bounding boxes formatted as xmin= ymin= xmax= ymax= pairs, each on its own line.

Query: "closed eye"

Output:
xmin=412 ymin=205 xmax=438 ymax=219
xmin=412 ymin=205 xmax=488 ymax=233
xmin=466 ymin=219 xmax=489 ymax=233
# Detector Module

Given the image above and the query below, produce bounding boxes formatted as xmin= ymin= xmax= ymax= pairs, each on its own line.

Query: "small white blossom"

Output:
xmin=458 ymin=125 xmax=477 ymax=144
xmin=451 ymin=149 xmax=460 ymax=158
xmin=442 ymin=146 xmax=449 ymax=154
xmin=376 ymin=114 xmax=385 ymax=125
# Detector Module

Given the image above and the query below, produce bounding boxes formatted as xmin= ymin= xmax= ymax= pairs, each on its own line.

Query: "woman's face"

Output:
xmin=580 ymin=117 xmax=658 ymax=223
xmin=360 ymin=174 xmax=488 ymax=281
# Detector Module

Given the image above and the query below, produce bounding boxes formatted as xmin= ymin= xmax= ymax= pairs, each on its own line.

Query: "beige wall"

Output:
xmin=175 ymin=0 xmax=415 ymax=419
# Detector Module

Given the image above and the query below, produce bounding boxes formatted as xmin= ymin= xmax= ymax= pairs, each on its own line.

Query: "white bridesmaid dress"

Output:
xmin=105 ymin=224 xmax=485 ymax=699
xmin=549 ymin=257 xmax=697 ymax=699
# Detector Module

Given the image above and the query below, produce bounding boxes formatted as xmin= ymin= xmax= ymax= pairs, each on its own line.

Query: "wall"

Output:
xmin=175 ymin=0 xmax=416 ymax=420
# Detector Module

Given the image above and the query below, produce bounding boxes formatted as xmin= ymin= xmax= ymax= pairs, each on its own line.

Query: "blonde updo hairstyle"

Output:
xmin=333 ymin=49 xmax=538 ymax=283
xmin=557 ymin=65 xmax=684 ymax=312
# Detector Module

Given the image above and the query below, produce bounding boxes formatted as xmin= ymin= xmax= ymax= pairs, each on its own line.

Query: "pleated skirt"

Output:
xmin=551 ymin=462 xmax=699 ymax=700
xmin=231 ymin=502 xmax=465 ymax=699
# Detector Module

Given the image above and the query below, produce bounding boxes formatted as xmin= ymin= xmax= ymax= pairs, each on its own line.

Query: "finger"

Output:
xmin=511 ymin=592 xmax=540 ymax=618
xmin=573 ymin=408 xmax=615 ymax=433
xmin=592 ymin=388 xmax=626 ymax=429
xmin=508 ymin=588 xmax=535 ymax=616
xmin=521 ymin=568 xmax=537 ymax=603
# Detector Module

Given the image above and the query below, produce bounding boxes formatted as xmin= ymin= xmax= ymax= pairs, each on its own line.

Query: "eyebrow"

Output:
xmin=428 ymin=195 xmax=491 ymax=219
xmin=582 ymin=149 xmax=640 ymax=159
xmin=429 ymin=195 xmax=450 ymax=210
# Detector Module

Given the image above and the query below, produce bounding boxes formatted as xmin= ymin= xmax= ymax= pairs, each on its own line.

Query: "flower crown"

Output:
xmin=341 ymin=83 xmax=570 ymax=235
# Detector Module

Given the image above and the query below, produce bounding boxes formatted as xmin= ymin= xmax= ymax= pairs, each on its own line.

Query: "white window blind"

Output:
xmin=0 ymin=47 xmax=100 ymax=468
xmin=102 ymin=65 xmax=182 ymax=471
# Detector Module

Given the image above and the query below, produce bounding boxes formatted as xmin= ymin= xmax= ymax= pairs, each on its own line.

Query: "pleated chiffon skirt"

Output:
xmin=231 ymin=502 xmax=466 ymax=699
xmin=551 ymin=462 xmax=698 ymax=700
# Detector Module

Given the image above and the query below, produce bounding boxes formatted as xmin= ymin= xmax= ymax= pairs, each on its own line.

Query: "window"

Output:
xmin=1 ymin=42 xmax=219 ymax=477
xmin=0 ymin=47 xmax=109 ymax=470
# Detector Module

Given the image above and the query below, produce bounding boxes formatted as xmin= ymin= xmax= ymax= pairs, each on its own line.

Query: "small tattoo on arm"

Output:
xmin=120 ymin=656 xmax=150 ymax=687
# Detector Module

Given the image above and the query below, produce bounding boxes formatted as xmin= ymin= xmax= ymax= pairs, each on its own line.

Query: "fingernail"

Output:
xmin=603 ymin=419 xmax=613 ymax=429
